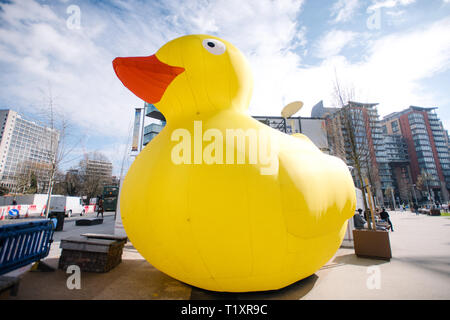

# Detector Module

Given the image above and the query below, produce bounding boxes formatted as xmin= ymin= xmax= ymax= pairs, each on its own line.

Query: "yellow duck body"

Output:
xmin=114 ymin=35 xmax=356 ymax=292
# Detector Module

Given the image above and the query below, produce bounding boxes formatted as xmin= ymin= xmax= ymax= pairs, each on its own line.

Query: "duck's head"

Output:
xmin=113 ymin=34 xmax=253 ymax=120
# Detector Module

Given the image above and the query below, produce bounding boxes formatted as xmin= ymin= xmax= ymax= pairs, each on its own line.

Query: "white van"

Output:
xmin=65 ymin=196 xmax=85 ymax=217
xmin=49 ymin=196 xmax=85 ymax=217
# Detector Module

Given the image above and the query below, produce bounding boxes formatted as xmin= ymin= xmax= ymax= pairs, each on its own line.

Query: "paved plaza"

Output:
xmin=1 ymin=210 xmax=449 ymax=300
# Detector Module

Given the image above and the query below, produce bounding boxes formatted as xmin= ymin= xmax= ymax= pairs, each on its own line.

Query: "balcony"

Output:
xmin=144 ymin=122 xmax=165 ymax=135
xmin=143 ymin=132 xmax=159 ymax=145
xmin=145 ymin=103 xmax=165 ymax=121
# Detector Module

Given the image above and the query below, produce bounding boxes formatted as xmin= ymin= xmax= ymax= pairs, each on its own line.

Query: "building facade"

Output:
xmin=0 ymin=109 xmax=59 ymax=192
xmin=382 ymin=106 xmax=450 ymax=203
xmin=382 ymin=133 xmax=413 ymax=205
xmin=82 ymin=158 xmax=113 ymax=185
xmin=312 ymin=101 xmax=395 ymax=206
xmin=252 ymin=116 xmax=330 ymax=152
xmin=142 ymin=103 xmax=166 ymax=147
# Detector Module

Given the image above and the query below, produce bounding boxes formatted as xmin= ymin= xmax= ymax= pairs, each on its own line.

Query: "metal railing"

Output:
xmin=0 ymin=220 xmax=55 ymax=275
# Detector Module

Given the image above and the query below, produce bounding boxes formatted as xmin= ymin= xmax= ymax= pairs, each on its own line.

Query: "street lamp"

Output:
xmin=390 ymin=186 xmax=396 ymax=210
xmin=423 ymin=171 xmax=434 ymax=207
xmin=412 ymin=184 xmax=418 ymax=206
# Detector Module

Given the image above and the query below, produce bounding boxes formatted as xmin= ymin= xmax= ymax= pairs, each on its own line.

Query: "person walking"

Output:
xmin=97 ymin=197 xmax=104 ymax=218
xmin=413 ymin=203 xmax=419 ymax=215
xmin=380 ymin=207 xmax=394 ymax=232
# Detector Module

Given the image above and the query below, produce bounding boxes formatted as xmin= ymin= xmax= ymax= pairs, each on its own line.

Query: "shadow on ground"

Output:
xmin=393 ymin=256 xmax=450 ymax=277
xmin=332 ymin=253 xmax=389 ymax=267
xmin=3 ymin=257 xmax=191 ymax=300
xmin=189 ymin=274 xmax=318 ymax=300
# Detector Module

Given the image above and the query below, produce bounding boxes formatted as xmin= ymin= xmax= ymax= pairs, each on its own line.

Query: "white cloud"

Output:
xmin=330 ymin=0 xmax=360 ymax=23
xmin=368 ymin=0 xmax=416 ymax=11
xmin=385 ymin=9 xmax=406 ymax=16
xmin=0 ymin=0 xmax=307 ymax=174
xmin=296 ymin=17 xmax=450 ymax=124
xmin=1 ymin=0 xmax=450 ymax=175
xmin=314 ymin=29 xmax=359 ymax=58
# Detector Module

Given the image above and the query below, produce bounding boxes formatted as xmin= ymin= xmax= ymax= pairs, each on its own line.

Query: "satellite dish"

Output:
xmin=281 ymin=101 xmax=303 ymax=119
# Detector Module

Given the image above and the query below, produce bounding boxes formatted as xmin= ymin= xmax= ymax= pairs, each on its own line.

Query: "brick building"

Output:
xmin=382 ymin=106 xmax=450 ymax=203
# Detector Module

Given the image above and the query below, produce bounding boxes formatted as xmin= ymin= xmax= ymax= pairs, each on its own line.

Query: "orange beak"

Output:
xmin=112 ymin=55 xmax=185 ymax=104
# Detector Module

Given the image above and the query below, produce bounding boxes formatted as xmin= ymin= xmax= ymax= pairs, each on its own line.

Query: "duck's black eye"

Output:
xmin=202 ymin=39 xmax=226 ymax=55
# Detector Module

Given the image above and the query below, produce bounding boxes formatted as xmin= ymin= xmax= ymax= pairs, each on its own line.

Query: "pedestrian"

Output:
xmin=97 ymin=197 xmax=104 ymax=218
xmin=354 ymin=209 xmax=366 ymax=229
xmin=413 ymin=203 xmax=419 ymax=215
xmin=12 ymin=199 xmax=17 ymax=205
xmin=364 ymin=208 xmax=370 ymax=222
xmin=380 ymin=207 xmax=394 ymax=232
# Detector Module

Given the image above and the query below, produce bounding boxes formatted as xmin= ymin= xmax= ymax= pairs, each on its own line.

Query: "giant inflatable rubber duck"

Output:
xmin=113 ymin=35 xmax=356 ymax=292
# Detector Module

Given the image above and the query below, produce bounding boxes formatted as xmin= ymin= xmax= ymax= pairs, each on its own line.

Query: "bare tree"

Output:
xmin=391 ymin=166 xmax=413 ymax=205
xmin=13 ymin=167 xmax=37 ymax=194
xmin=0 ymin=185 xmax=8 ymax=196
xmin=13 ymin=160 xmax=53 ymax=194
xmin=326 ymin=75 xmax=383 ymax=229
xmin=35 ymin=85 xmax=84 ymax=217
xmin=416 ymin=169 xmax=435 ymax=205
xmin=384 ymin=186 xmax=395 ymax=209
xmin=325 ymin=115 xmax=346 ymax=162
xmin=76 ymin=152 xmax=113 ymax=201
xmin=51 ymin=169 xmax=82 ymax=196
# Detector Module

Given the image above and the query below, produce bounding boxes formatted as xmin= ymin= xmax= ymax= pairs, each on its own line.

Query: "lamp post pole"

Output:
xmin=139 ymin=107 xmax=145 ymax=153
xmin=412 ymin=184 xmax=418 ymax=206
xmin=424 ymin=177 xmax=432 ymax=207
xmin=390 ymin=187 xmax=396 ymax=210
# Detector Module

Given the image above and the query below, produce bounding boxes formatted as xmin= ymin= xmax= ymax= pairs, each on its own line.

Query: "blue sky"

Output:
xmin=1 ymin=0 xmax=450 ymax=176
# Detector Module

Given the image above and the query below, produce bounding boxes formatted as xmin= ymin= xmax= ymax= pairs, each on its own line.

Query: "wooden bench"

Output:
xmin=0 ymin=219 xmax=55 ymax=296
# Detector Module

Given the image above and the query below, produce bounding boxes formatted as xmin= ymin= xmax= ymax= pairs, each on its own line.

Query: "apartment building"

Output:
xmin=81 ymin=158 xmax=113 ymax=185
xmin=312 ymin=101 xmax=390 ymax=205
xmin=382 ymin=106 xmax=450 ymax=203
xmin=0 ymin=109 xmax=59 ymax=192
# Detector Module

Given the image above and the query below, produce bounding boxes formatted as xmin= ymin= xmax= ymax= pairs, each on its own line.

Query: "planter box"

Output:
xmin=59 ymin=236 xmax=126 ymax=273
xmin=353 ymin=229 xmax=392 ymax=260
xmin=429 ymin=209 xmax=441 ymax=216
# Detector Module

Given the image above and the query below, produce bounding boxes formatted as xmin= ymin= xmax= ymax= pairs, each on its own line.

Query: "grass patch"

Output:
xmin=440 ymin=212 xmax=450 ymax=216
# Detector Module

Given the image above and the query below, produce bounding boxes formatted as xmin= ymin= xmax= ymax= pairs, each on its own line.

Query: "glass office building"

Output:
xmin=142 ymin=103 xmax=166 ymax=147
